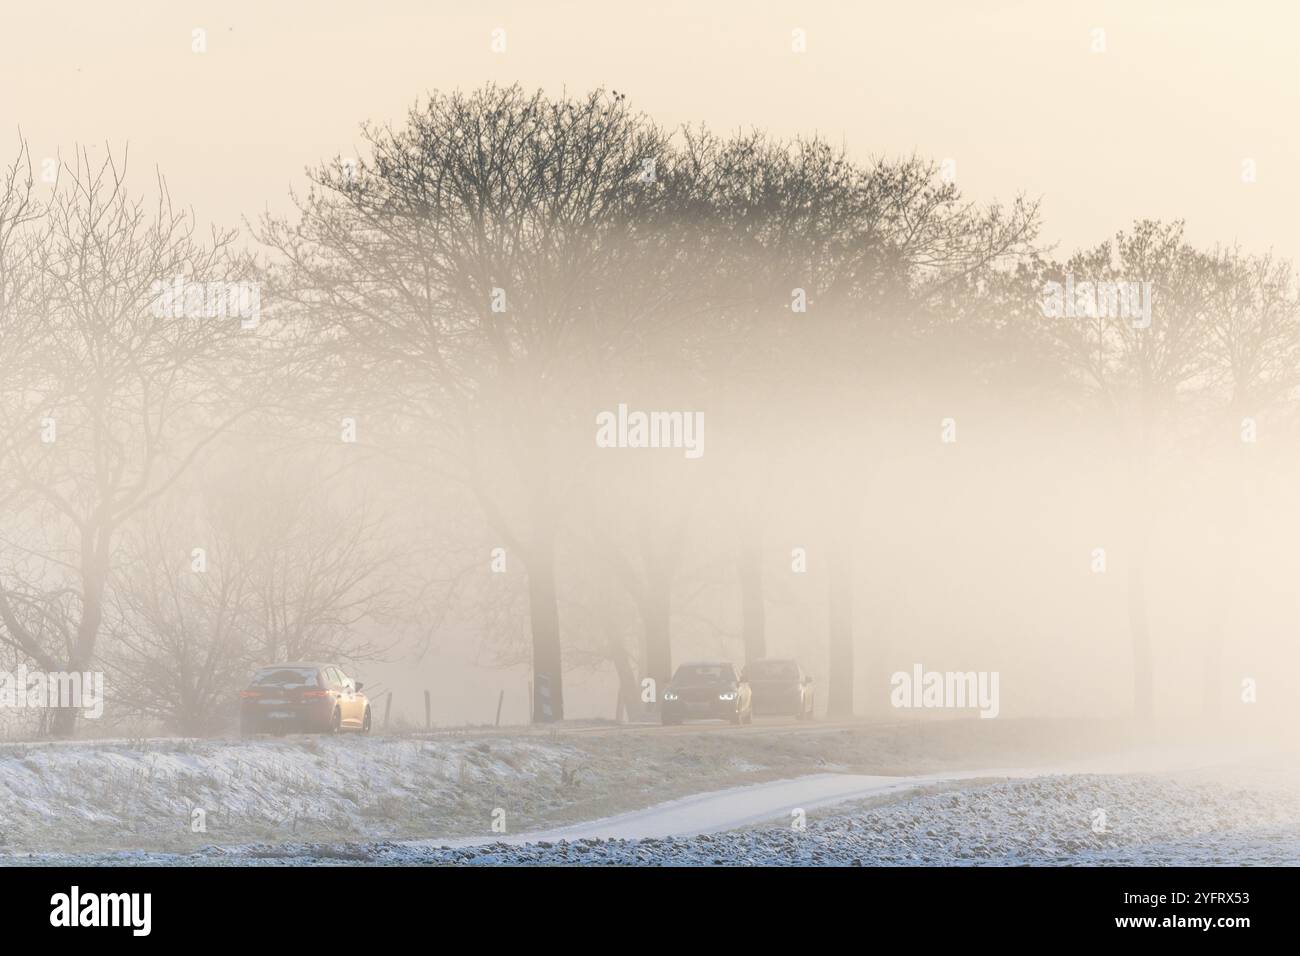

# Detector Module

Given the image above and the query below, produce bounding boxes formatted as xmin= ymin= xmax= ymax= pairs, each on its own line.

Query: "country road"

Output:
xmin=420 ymin=744 xmax=1266 ymax=848
xmin=420 ymin=771 xmax=1001 ymax=847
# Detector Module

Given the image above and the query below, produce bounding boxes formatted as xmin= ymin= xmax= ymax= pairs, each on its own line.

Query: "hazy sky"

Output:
xmin=2 ymin=0 xmax=1295 ymax=264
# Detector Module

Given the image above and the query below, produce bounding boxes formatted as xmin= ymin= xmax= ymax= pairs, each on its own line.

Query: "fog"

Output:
xmin=1 ymin=3 xmax=1298 ymax=752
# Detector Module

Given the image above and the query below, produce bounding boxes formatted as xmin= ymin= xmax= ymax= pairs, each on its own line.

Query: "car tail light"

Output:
xmin=240 ymin=690 xmax=261 ymax=699
xmin=301 ymin=689 xmax=330 ymax=698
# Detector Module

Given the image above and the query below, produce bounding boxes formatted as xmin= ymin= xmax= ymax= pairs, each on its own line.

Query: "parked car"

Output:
xmin=240 ymin=663 xmax=371 ymax=735
xmin=744 ymin=658 xmax=814 ymax=719
xmin=661 ymin=661 xmax=752 ymax=725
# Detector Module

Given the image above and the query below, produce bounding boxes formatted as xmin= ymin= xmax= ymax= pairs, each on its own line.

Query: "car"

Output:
xmin=239 ymin=663 xmax=371 ymax=735
xmin=661 ymin=661 xmax=752 ymax=725
xmin=744 ymin=658 xmax=814 ymax=719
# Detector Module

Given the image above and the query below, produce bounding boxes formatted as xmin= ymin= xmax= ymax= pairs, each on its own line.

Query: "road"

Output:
xmin=417 ymin=771 xmax=983 ymax=847
xmin=417 ymin=744 xmax=1238 ymax=848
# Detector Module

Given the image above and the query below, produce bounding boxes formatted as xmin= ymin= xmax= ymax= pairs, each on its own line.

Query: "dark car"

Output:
xmin=661 ymin=661 xmax=752 ymax=726
xmin=744 ymin=658 xmax=814 ymax=719
xmin=240 ymin=663 xmax=371 ymax=735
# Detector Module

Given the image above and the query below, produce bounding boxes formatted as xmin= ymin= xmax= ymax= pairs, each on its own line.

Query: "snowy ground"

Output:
xmin=10 ymin=772 xmax=1299 ymax=866
xmin=2 ymin=719 xmax=1295 ymax=865
xmin=0 ymin=717 xmax=1127 ymax=855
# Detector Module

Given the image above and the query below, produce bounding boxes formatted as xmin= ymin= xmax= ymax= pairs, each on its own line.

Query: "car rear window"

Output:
xmin=672 ymin=665 xmax=732 ymax=684
xmin=748 ymin=661 xmax=799 ymax=680
xmin=252 ymin=667 xmax=320 ymax=688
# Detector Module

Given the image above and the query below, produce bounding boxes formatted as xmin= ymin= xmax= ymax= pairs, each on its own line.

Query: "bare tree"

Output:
xmin=1197 ymin=248 xmax=1300 ymax=716
xmin=261 ymin=86 xmax=679 ymax=721
xmin=0 ymin=146 xmax=258 ymax=735
xmin=0 ymin=140 xmax=41 ymax=517
xmin=1039 ymin=220 xmax=1215 ymax=722
xmin=105 ymin=454 xmax=400 ymax=733
xmin=106 ymin=501 xmax=254 ymax=735
xmin=687 ymin=133 xmax=1039 ymax=716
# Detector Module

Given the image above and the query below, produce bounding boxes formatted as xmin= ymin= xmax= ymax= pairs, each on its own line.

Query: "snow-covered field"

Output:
xmin=0 ymin=733 xmax=587 ymax=854
xmin=0 ymin=718 xmax=1119 ymax=855
xmin=10 ymin=772 xmax=1299 ymax=866
xmin=2 ymin=720 xmax=1295 ymax=865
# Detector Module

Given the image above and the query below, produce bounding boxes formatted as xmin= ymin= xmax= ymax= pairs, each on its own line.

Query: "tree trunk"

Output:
xmin=48 ymin=697 xmax=80 ymax=737
xmin=601 ymin=617 xmax=641 ymax=723
xmin=738 ymin=530 xmax=766 ymax=664
xmin=641 ymin=570 xmax=673 ymax=704
xmin=1203 ymin=439 xmax=1246 ymax=720
xmin=1201 ymin=524 xmax=1243 ymax=720
xmin=526 ymin=544 xmax=564 ymax=723
xmin=611 ymin=653 xmax=639 ymax=723
xmin=50 ymin=536 xmax=109 ymax=737
xmin=1127 ymin=543 xmax=1153 ymax=724
xmin=826 ymin=530 xmax=854 ymax=718
xmin=1125 ymin=430 xmax=1156 ymax=726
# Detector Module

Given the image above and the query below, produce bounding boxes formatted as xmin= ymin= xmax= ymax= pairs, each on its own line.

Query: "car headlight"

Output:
xmin=663 ymin=691 xmax=678 ymax=701
xmin=718 ymin=691 xmax=737 ymax=701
